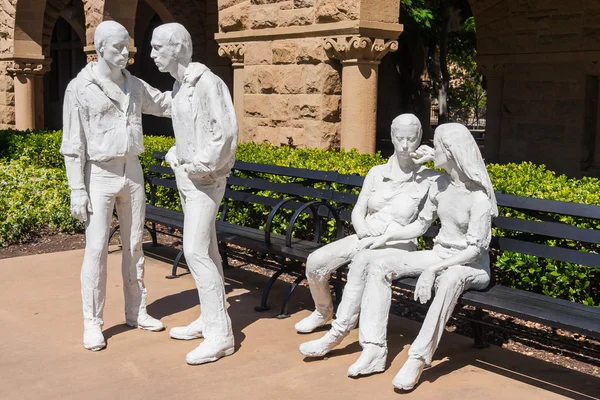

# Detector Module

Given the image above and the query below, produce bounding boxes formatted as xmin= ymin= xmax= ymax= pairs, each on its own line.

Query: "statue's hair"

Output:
xmin=153 ymin=23 xmax=193 ymax=64
xmin=434 ymin=123 xmax=498 ymax=217
xmin=94 ymin=21 xmax=129 ymax=54
xmin=390 ymin=113 xmax=423 ymax=141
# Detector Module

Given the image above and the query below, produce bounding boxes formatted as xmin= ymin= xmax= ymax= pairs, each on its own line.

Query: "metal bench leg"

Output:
xmin=277 ymin=274 xmax=306 ymax=319
xmin=471 ymin=308 xmax=489 ymax=349
xmin=108 ymin=225 xmax=120 ymax=243
xmin=146 ymin=222 xmax=158 ymax=247
xmin=219 ymin=242 xmax=231 ymax=270
xmin=166 ymin=249 xmax=185 ymax=279
xmin=255 ymin=269 xmax=285 ymax=312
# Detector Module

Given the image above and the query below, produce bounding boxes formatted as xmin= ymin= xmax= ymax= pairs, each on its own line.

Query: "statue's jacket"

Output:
xmin=170 ymin=62 xmax=238 ymax=182
xmin=60 ymin=63 xmax=171 ymax=164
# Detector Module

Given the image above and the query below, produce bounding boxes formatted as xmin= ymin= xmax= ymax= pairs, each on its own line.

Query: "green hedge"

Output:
xmin=1 ymin=129 xmax=599 ymax=306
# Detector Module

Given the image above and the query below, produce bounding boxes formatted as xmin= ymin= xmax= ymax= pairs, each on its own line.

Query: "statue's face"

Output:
xmin=99 ymin=31 xmax=129 ymax=69
xmin=150 ymin=32 xmax=177 ymax=73
xmin=391 ymin=125 xmax=420 ymax=155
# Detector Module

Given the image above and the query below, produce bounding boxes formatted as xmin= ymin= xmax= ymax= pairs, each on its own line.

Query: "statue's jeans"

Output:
xmin=174 ymin=168 xmax=233 ymax=343
xmin=81 ymin=156 xmax=147 ymax=327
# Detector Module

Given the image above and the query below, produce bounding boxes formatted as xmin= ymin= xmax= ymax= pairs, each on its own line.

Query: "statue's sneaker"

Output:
xmin=83 ymin=325 xmax=106 ymax=352
xmin=170 ymin=318 xmax=204 ymax=340
xmin=294 ymin=310 xmax=333 ymax=333
xmin=347 ymin=344 xmax=387 ymax=377
xmin=185 ymin=337 xmax=235 ymax=365
xmin=392 ymin=357 xmax=426 ymax=391
xmin=126 ymin=313 xmax=164 ymax=332
xmin=298 ymin=330 xmax=344 ymax=357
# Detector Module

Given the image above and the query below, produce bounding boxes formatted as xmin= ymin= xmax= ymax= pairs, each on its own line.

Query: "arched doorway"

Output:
xmin=43 ymin=15 xmax=86 ymax=130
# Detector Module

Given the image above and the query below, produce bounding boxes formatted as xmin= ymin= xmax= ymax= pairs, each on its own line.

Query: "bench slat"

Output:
xmin=494 ymin=216 xmax=600 ymax=244
xmin=497 ymin=237 xmax=600 ymax=268
xmin=233 ymin=160 xmax=341 ymax=182
xmin=497 ymin=192 xmax=600 ymax=220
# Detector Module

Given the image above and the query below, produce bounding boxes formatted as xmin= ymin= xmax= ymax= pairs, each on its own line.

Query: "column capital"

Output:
xmin=586 ymin=61 xmax=600 ymax=76
xmin=323 ymin=36 xmax=398 ymax=64
xmin=8 ymin=58 xmax=52 ymax=76
xmin=476 ymin=62 xmax=504 ymax=79
xmin=218 ymin=43 xmax=245 ymax=67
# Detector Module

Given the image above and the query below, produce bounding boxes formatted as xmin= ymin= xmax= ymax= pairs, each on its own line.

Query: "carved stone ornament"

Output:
xmin=476 ymin=63 xmax=504 ymax=79
xmin=323 ymin=36 xmax=398 ymax=64
xmin=8 ymin=59 xmax=52 ymax=76
xmin=218 ymin=44 xmax=245 ymax=65
xmin=586 ymin=61 xmax=600 ymax=77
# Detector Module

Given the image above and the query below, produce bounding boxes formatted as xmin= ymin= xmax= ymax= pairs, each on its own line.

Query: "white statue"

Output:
xmin=60 ymin=21 xmax=171 ymax=351
xmin=297 ymin=115 xmax=440 ymax=365
xmin=150 ymin=23 xmax=238 ymax=365
xmin=354 ymin=123 xmax=497 ymax=390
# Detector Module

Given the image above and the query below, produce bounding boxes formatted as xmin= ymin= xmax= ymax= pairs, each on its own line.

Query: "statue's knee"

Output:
xmin=435 ymin=270 xmax=465 ymax=293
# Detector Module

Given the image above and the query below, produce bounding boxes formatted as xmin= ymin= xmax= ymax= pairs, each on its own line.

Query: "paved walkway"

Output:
xmin=1 ymin=245 xmax=598 ymax=400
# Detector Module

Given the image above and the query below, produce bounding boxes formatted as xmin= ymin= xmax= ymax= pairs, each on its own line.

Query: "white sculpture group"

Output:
xmin=61 ymin=21 xmax=237 ymax=364
xmin=60 ymin=19 xmax=495 ymax=392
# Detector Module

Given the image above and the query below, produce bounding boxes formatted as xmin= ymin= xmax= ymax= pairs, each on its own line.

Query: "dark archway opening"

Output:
xmin=44 ymin=15 xmax=86 ymax=130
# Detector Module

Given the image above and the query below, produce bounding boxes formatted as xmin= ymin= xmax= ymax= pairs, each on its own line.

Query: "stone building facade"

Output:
xmin=1 ymin=0 xmax=600 ymax=176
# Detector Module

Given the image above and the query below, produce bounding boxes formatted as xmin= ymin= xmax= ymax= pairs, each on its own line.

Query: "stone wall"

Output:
xmin=243 ymin=39 xmax=341 ymax=147
xmin=0 ymin=0 xmax=16 ymax=128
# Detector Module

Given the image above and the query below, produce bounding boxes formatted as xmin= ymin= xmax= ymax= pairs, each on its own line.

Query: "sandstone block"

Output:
xmin=245 ymin=94 xmax=273 ymax=118
xmin=218 ymin=0 xmax=247 ymax=11
xmin=279 ymin=8 xmax=315 ymax=27
xmin=303 ymin=120 xmax=340 ymax=149
xmin=272 ymin=40 xmax=297 ymax=64
xmin=270 ymin=95 xmax=292 ymax=120
xmin=275 ymin=66 xmax=305 ymax=94
xmin=257 ymin=66 xmax=280 ymax=93
xmin=290 ymin=94 xmax=320 ymax=119
xmin=321 ymin=95 xmax=341 ymax=122
xmin=219 ymin=1 xmax=250 ymax=32
xmin=280 ymin=1 xmax=293 ymax=10
xmin=251 ymin=4 xmax=279 ymax=29
xmin=294 ymin=0 xmax=315 ymax=8
xmin=296 ymin=38 xmax=328 ymax=64
xmin=245 ymin=41 xmax=273 ymax=65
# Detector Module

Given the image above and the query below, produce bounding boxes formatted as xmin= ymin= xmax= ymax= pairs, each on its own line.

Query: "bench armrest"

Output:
xmin=265 ymin=196 xmax=303 ymax=246
xmin=285 ymin=201 xmax=343 ymax=248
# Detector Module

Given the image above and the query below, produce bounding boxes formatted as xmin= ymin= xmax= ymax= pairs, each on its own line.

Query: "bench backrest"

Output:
xmin=148 ymin=153 xmax=600 ymax=269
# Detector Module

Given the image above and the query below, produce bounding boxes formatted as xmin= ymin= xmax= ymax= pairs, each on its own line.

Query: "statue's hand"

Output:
xmin=164 ymin=147 xmax=179 ymax=168
xmin=356 ymin=235 xmax=387 ymax=251
xmin=70 ymin=189 xmax=92 ymax=223
xmin=365 ymin=224 xmax=386 ymax=237
xmin=414 ymin=268 xmax=436 ymax=304
xmin=410 ymin=145 xmax=434 ymax=165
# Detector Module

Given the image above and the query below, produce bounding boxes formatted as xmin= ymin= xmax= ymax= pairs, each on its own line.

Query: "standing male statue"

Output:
xmin=60 ymin=21 xmax=171 ymax=351
xmin=150 ymin=23 xmax=238 ymax=365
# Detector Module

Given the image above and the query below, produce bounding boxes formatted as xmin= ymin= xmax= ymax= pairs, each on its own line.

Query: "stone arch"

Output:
xmin=42 ymin=0 xmax=82 ymax=56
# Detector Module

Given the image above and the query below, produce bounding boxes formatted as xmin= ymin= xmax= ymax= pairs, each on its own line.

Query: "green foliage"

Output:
xmin=0 ymin=158 xmax=81 ymax=246
xmin=1 ymin=130 xmax=599 ymax=306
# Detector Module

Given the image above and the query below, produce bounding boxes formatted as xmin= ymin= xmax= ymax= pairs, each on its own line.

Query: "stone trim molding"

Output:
xmin=218 ymin=44 xmax=245 ymax=66
xmin=8 ymin=58 xmax=52 ymax=76
xmin=323 ymin=36 xmax=398 ymax=64
xmin=215 ymin=20 xmax=403 ymax=44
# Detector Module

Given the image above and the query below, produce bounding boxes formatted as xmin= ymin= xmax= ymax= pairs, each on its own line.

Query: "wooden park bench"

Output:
xmin=129 ymin=153 xmax=600 ymax=346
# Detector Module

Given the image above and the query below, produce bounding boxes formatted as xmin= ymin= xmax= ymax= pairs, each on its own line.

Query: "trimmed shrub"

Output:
xmin=1 ymin=129 xmax=599 ymax=305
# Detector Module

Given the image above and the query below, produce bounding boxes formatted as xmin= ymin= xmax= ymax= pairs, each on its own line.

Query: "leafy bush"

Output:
xmin=0 ymin=158 xmax=81 ymax=246
xmin=1 ymin=129 xmax=599 ymax=305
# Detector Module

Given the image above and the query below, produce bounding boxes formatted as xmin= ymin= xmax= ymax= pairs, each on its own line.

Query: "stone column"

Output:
xmin=324 ymin=36 xmax=398 ymax=154
xmin=8 ymin=59 xmax=52 ymax=130
xmin=218 ymin=44 xmax=245 ymax=135
xmin=478 ymin=63 xmax=504 ymax=163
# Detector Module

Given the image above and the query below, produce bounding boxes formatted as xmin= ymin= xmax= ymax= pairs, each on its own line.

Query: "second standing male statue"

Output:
xmin=150 ymin=23 xmax=238 ymax=365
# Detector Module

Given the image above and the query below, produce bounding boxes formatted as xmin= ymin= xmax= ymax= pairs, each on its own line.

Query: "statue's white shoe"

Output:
xmin=347 ymin=345 xmax=388 ymax=377
xmin=83 ymin=325 xmax=106 ymax=351
xmin=186 ymin=337 xmax=235 ymax=365
xmin=299 ymin=331 xmax=344 ymax=357
xmin=294 ymin=310 xmax=333 ymax=333
xmin=126 ymin=313 xmax=164 ymax=332
xmin=170 ymin=317 xmax=204 ymax=340
xmin=392 ymin=357 xmax=426 ymax=391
